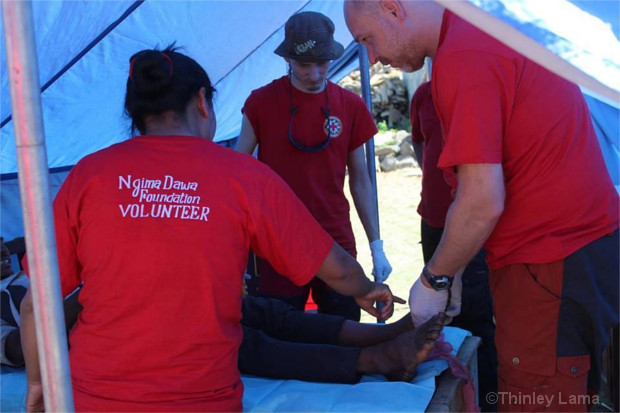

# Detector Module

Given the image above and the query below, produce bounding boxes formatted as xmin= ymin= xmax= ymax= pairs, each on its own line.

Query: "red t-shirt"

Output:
xmin=43 ymin=135 xmax=333 ymax=411
xmin=243 ymin=76 xmax=378 ymax=252
xmin=433 ymin=11 xmax=619 ymax=269
xmin=410 ymin=81 xmax=453 ymax=228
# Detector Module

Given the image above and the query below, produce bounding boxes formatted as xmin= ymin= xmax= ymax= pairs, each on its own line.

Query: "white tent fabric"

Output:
xmin=1 ymin=0 xmax=619 ymax=241
xmin=437 ymin=0 xmax=620 ymax=105
xmin=0 ymin=0 xmax=356 ymax=175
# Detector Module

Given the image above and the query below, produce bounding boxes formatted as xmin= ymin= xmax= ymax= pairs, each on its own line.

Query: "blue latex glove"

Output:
xmin=370 ymin=239 xmax=392 ymax=283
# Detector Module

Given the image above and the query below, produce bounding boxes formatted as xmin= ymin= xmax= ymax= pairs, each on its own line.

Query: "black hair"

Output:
xmin=124 ymin=43 xmax=216 ymax=136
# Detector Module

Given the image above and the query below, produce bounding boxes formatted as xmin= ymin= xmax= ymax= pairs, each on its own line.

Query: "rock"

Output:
xmin=388 ymin=106 xmax=402 ymax=127
xmin=373 ymin=131 xmax=396 ymax=146
xmin=395 ymin=130 xmax=410 ymax=143
xmin=395 ymin=155 xmax=417 ymax=169
xmin=339 ymin=62 xmax=410 ymax=127
xmin=399 ymin=139 xmax=415 ymax=158
xmin=375 ymin=145 xmax=399 ymax=157
xmin=380 ymin=154 xmax=398 ymax=172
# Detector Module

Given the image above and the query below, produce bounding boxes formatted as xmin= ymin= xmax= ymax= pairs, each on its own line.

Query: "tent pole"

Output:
xmin=357 ymin=44 xmax=385 ymax=323
xmin=1 ymin=1 xmax=74 ymax=411
xmin=358 ymin=44 xmax=380 ymax=234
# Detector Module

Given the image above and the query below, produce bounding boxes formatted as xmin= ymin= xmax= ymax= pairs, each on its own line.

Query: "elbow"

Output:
xmin=487 ymin=195 xmax=505 ymax=223
xmin=458 ymin=191 xmax=504 ymax=229
xmin=479 ymin=194 xmax=505 ymax=228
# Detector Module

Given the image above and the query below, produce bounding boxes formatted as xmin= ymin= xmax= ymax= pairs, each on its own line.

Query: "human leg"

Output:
xmin=311 ymin=277 xmax=361 ymax=321
xmin=242 ymin=296 xmax=344 ymax=344
xmin=255 ymin=256 xmax=310 ymax=311
xmin=309 ymin=244 xmax=361 ymax=321
xmin=420 ymin=220 xmax=444 ymax=264
xmin=240 ymin=296 xmax=441 ymax=383
xmin=557 ymin=230 xmax=619 ymax=394
xmin=490 ymin=232 xmax=619 ymax=412
xmin=240 ymin=296 xmax=360 ymax=382
xmin=239 ymin=325 xmax=361 ymax=383
xmin=338 ymin=312 xmax=413 ymax=347
xmin=357 ymin=312 xmax=446 ymax=381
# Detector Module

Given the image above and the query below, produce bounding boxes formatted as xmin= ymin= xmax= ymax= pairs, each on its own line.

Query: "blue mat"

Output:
xmin=1 ymin=327 xmax=470 ymax=412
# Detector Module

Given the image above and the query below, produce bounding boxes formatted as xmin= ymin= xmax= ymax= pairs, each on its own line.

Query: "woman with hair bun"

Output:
xmin=20 ymin=46 xmax=397 ymax=412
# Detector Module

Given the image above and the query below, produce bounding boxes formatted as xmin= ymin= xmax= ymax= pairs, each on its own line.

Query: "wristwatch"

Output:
xmin=422 ymin=266 xmax=453 ymax=291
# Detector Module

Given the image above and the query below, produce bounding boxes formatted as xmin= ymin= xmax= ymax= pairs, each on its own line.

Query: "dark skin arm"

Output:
xmin=20 ymin=289 xmax=44 ymax=413
xmin=315 ymin=243 xmax=405 ymax=320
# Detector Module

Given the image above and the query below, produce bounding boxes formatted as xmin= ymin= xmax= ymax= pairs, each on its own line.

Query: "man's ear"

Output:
xmin=196 ymin=87 xmax=210 ymax=118
xmin=380 ymin=0 xmax=404 ymax=21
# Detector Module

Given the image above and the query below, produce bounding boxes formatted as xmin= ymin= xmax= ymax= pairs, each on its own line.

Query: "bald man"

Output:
xmin=344 ymin=1 xmax=619 ymax=411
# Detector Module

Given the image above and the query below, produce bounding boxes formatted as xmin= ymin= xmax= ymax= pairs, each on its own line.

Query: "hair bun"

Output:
xmin=129 ymin=51 xmax=174 ymax=96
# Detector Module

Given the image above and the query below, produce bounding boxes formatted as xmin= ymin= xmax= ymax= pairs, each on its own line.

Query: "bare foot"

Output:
xmin=358 ymin=312 xmax=445 ymax=381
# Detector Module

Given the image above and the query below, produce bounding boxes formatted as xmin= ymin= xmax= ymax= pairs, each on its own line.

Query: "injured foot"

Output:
xmin=359 ymin=312 xmax=446 ymax=382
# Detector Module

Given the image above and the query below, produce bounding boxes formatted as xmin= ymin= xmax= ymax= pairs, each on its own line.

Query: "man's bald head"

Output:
xmin=344 ymin=0 xmax=377 ymax=14
xmin=344 ymin=0 xmax=443 ymax=72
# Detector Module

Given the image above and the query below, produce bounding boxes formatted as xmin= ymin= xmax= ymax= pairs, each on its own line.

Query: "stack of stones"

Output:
xmin=339 ymin=63 xmax=424 ymax=172
xmin=373 ymin=130 xmax=420 ymax=172
xmin=339 ymin=62 xmax=409 ymax=129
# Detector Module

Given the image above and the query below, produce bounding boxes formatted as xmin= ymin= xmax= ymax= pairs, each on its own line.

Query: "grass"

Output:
xmin=344 ymin=167 xmax=426 ymax=324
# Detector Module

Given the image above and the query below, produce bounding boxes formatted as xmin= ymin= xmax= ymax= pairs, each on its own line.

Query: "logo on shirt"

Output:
xmin=117 ymin=174 xmax=210 ymax=222
xmin=323 ymin=116 xmax=342 ymax=138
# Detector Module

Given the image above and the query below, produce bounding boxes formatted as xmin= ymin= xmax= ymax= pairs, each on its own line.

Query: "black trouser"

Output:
xmin=421 ymin=220 xmax=498 ymax=412
xmin=239 ymin=296 xmax=361 ymax=383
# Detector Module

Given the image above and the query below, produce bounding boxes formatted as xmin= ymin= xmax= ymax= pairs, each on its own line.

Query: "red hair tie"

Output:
xmin=129 ymin=57 xmax=137 ymax=83
xmin=161 ymin=52 xmax=174 ymax=78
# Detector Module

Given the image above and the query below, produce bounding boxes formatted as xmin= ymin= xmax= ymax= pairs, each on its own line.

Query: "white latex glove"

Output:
xmin=370 ymin=239 xmax=392 ymax=283
xmin=408 ymin=267 xmax=464 ymax=327
xmin=445 ymin=268 xmax=464 ymax=321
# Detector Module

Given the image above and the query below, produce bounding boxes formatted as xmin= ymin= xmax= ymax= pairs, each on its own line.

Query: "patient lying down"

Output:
xmin=240 ymin=296 xmax=446 ymax=384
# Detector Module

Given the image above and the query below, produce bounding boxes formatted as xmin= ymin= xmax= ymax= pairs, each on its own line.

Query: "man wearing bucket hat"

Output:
xmin=237 ymin=11 xmax=391 ymax=321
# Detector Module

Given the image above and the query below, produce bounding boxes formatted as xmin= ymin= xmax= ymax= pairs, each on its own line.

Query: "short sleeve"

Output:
xmin=434 ymin=51 xmax=508 ymax=171
xmin=348 ymin=94 xmax=378 ymax=152
xmin=241 ymin=91 xmax=261 ymax=142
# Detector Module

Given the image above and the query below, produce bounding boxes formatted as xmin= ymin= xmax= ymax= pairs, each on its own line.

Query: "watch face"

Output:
xmin=423 ymin=267 xmax=453 ymax=291
xmin=431 ymin=276 xmax=452 ymax=291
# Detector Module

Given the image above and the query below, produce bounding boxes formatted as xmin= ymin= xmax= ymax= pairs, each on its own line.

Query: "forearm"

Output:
xmin=316 ymin=243 xmax=374 ymax=297
xmin=20 ymin=291 xmax=42 ymax=385
xmin=350 ymin=179 xmax=380 ymax=242
xmin=427 ymin=194 xmax=500 ymax=276
xmin=426 ymin=163 xmax=504 ymax=277
xmin=235 ymin=115 xmax=258 ymax=155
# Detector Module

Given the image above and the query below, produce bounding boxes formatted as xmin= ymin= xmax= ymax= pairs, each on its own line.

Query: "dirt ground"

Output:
xmin=344 ymin=166 xmax=425 ymax=324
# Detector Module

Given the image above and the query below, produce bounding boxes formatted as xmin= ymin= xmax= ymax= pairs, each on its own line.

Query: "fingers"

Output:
xmin=379 ymin=301 xmax=394 ymax=320
xmin=360 ymin=302 xmax=380 ymax=318
xmin=393 ymin=295 xmax=407 ymax=304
